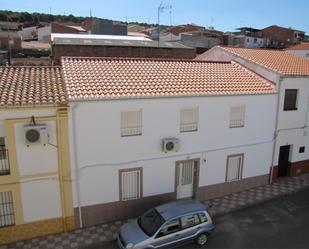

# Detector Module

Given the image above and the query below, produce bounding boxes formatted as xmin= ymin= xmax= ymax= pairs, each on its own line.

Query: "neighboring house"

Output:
xmin=0 ymin=67 xmax=74 ymax=245
xmin=262 ymin=25 xmax=305 ymax=48
xmin=37 ymin=25 xmax=51 ymax=42
xmin=38 ymin=23 xmax=86 ymax=43
xmin=286 ymin=43 xmax=309 ymax=58
xmin=224 ymin=27 xmax=267 ymax=48
xmin=62 ymin=57 xmax=277 ymax=227
xmin=198 ymin=46 xmax=309 ymax=182
xmin=82 ymin=18 xmax=127 ymax=35
xmin=50 ymin=33 xmax=196 ymax=65
xmin=0 ymin=22 xmax=22 ymax=32
xmin=18 ymin=25 xmax=37 ymax=41
xmin=159 ymin=23 xmax=205 ymax=42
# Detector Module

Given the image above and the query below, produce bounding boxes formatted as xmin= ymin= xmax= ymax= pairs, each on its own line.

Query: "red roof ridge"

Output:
xmin=61 ymin=56 xmax=232 ymax=64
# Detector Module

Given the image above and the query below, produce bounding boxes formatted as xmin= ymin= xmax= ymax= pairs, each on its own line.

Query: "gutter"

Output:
xmin=70 ymin=102 xmax=83 ymax=228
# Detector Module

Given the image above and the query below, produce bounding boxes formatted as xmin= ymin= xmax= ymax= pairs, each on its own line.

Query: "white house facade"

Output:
xmin=198 ymin=46 xmax=309 ymax=183
xmin=62 ymin=57 xmax=277 ymax=227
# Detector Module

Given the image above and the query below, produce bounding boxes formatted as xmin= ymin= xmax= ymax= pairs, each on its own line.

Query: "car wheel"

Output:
xmin=196 ymin=233 xmax=208 ymax=246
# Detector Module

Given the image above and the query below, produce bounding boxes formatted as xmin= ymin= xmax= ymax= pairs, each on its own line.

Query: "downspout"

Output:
xmin=70 ymin=103 xmax=83 ymax=228
xmin=270 ymin=77 xmax=283 ymax=184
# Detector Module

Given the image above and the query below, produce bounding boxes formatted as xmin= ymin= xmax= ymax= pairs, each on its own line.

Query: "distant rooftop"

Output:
xmin=51 ymin=33 xmax=191 ymax=49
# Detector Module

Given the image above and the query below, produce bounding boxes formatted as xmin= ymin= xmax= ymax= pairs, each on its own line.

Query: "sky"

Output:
xmin=1 ymin=0 xmax=309 ymax=33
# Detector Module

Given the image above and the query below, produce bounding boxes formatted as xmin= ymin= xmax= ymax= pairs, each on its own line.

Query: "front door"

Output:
xmin=278 ymin=145 xmax=291 ymax=177
xmin=177 ymin=161 xmax=195 ymax=199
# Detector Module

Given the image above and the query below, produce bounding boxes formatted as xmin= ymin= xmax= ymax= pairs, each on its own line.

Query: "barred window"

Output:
xmin=120 ymin=169 xmax=142 ymax=201
xmin=0 ymin=191 xmax=15 ymax=228
xmin=121 ymin=110 xmax=142 ymax=137
xmin=226 ymin=154 xmax=244 ymax=182
xmin=0 ymin=137 xmax=10 ymax=176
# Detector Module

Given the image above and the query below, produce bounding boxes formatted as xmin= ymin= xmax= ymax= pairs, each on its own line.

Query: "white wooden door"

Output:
xmin=177 ymin=161 xmax=194 ymax=199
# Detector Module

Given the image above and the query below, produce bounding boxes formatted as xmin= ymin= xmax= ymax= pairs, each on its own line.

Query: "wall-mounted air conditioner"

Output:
xmin=24 ymin=124 xmax=49 ymax=146
xmin=162 ymin=138 xmax=179 ymax=153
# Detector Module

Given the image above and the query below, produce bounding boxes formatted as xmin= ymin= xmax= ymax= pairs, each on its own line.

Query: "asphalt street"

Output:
xmin=83 ymin=188 xmax=309 ymax=249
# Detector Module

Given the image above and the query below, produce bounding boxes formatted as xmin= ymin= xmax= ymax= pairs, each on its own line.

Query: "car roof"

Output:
xmin=155 ymin=199 xmax=206 ymax=221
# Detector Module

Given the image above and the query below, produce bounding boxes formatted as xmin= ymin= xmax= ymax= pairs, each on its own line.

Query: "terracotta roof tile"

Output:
xmin=0 ymin=67 xmax=67 ymax=107
xmin=287 ymin=43 xmax=309 ymax=51
xmin=219 ymin=46 xmax=309 ymax=76
xmin=61 ymin=57 xmax=275 ymax=101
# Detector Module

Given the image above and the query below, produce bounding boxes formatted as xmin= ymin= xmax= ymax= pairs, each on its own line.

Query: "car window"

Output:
xmin=156 ymin=218 xmax=180 ymax=237
xmin=199 ymin=212 xmax=208 ymax=223
xmin=181 ymin=214 xmax=200 ymax=229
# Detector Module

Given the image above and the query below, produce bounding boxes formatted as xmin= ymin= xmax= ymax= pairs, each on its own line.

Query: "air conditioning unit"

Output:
xmin=162 ymin=138 xmax=179 ymax=153
xmin=24 ymin=124 xmax=49 ymax=146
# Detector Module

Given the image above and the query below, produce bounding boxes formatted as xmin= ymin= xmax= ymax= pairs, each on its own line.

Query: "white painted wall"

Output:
xmin=69 ymin=94 xmax=277 ymax=207
xmin=244 ymin=36 xmax=265 ymax=48
xmin=273 ymin=77 xmax=309 ymax=165
xmin=38 ymin=25 xmax=51 ymax=41
xmin=14 ymin=120 xmax=58 ymax=175
xmin=278 ymin=77 xmax=309 ymax=130
xmin=21 ymin=179 xmax=62 ymax=222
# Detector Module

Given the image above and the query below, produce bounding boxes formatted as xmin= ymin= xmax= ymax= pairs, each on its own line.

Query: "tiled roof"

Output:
xmin=61 ymin=57 xmax=275 ymax=101
xmin=0 ymin=67 xmax=67 ymax=107
xmin=219 ymin=46 xmax=309 ymax=76
xmin=287 ymin=43 xmax=309 ymax=51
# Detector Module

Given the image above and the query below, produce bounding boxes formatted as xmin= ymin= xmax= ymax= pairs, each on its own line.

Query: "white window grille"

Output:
xmin=0 ymin=191 xmax=15 ymax=228
xmin=230 ymin=105 xmax=245 ymax=128
xmin=121 ymin=110 xmax=142 ymax=137
xmin=226 ymin=154 xmax=243 ymax=182
xmin=180 ymin=107 xmax=198 ymax=132
xmin=121 ymin=169 xmax=141 ymax=201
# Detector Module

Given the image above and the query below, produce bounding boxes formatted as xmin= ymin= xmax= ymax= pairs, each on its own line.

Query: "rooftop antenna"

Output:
xmin=157 ymin=3 xmax=172 ymax=47
xmin=169 ymin=6 xmax=172 ymax=41
xmin=90 ymin=9 xmax=92 ymax=18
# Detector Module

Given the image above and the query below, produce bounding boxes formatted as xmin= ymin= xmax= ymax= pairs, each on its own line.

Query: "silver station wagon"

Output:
xmin=118 ymin=199 xmax=214 ymax=249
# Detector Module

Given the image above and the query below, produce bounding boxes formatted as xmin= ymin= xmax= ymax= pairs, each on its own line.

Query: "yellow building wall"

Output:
xmin=0 ymin=107 xmax=75 ymax=245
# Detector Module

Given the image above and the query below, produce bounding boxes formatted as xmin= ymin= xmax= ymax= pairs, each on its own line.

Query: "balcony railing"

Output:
xmin=0 ymin=149 xmax=10 ymax=176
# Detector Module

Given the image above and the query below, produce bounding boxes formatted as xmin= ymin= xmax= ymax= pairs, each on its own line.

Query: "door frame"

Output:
xmin=174 ymin=158 xmax=200 ymax=199
xmin=277 ymin=145 xmax=291 ymax=178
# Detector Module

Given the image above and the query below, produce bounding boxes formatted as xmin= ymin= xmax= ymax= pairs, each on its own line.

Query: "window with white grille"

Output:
xmin=121 ymin=110 xmax=142 ymax=137
xmin=120 ymin=169 xmax=142 ymax=201
xmin=0 ymin=137 xmax=10 ymax=176
xmin=229 ymin=105 xmax=245 ymax=128
xmin=180 ymin=107 xmax=198 ymax=132
xmin=0 ymin=191 xmax=15 ymax=228
xmin=226 ymin=154 xmax=243 ymax=182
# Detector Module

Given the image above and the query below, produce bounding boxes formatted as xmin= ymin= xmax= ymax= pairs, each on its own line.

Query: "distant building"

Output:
xmin=82 ymin=18 xmax=127 ymax=35
xmin=0 ymin=31 xmax=22 ymax=51
xmin=262 ymin=25 xmax=305 ymax=48
xmin=0 ymin=21 xmax=22 ymax=32
xmin=286 ymin=43 xmax=309 ymax=58
xmin=38 ymin=22 xmax=86 ymax=43
xmin=50 ymin=33 xmax=196 ymax=65
xmin=223 ymin=27 xmax=267 ymax=48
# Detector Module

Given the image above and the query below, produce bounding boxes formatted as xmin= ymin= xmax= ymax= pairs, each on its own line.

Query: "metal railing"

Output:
xmin=0 ymin=149 xmax=10 ymax=176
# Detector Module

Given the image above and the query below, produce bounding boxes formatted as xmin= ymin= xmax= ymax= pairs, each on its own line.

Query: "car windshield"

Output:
xmin=138 ymin=208 xmax=165 ymax=236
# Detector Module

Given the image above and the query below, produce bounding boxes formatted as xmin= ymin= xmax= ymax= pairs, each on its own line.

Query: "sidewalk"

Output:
xmin=2 ymin=173 xmax=309 ymax=249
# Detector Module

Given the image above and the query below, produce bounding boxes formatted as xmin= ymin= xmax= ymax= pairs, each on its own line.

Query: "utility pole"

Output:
xmin=157 ymin=3 xmax=172 ymax=47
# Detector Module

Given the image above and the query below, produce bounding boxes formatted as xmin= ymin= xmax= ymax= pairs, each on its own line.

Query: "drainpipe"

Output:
xmin=70 ymin=103 xmax=83 ymax=228
xmin=270 ymin=77 xmax=283 ymax=184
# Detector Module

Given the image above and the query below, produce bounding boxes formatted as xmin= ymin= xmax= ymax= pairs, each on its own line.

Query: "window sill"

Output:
xmin=283 ymin=108 xmax=298 ymax=111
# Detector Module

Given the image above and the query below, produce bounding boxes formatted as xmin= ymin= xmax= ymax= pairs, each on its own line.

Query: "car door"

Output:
xmin=151 ymin=218 xmax=182 ymax=249
xmin=177 ymin=213 xmax=201 ymax=242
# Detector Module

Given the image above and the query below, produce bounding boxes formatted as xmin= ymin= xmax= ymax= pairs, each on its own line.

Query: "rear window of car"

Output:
xmin=199 ymin=212 xmax=208 ymax=223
